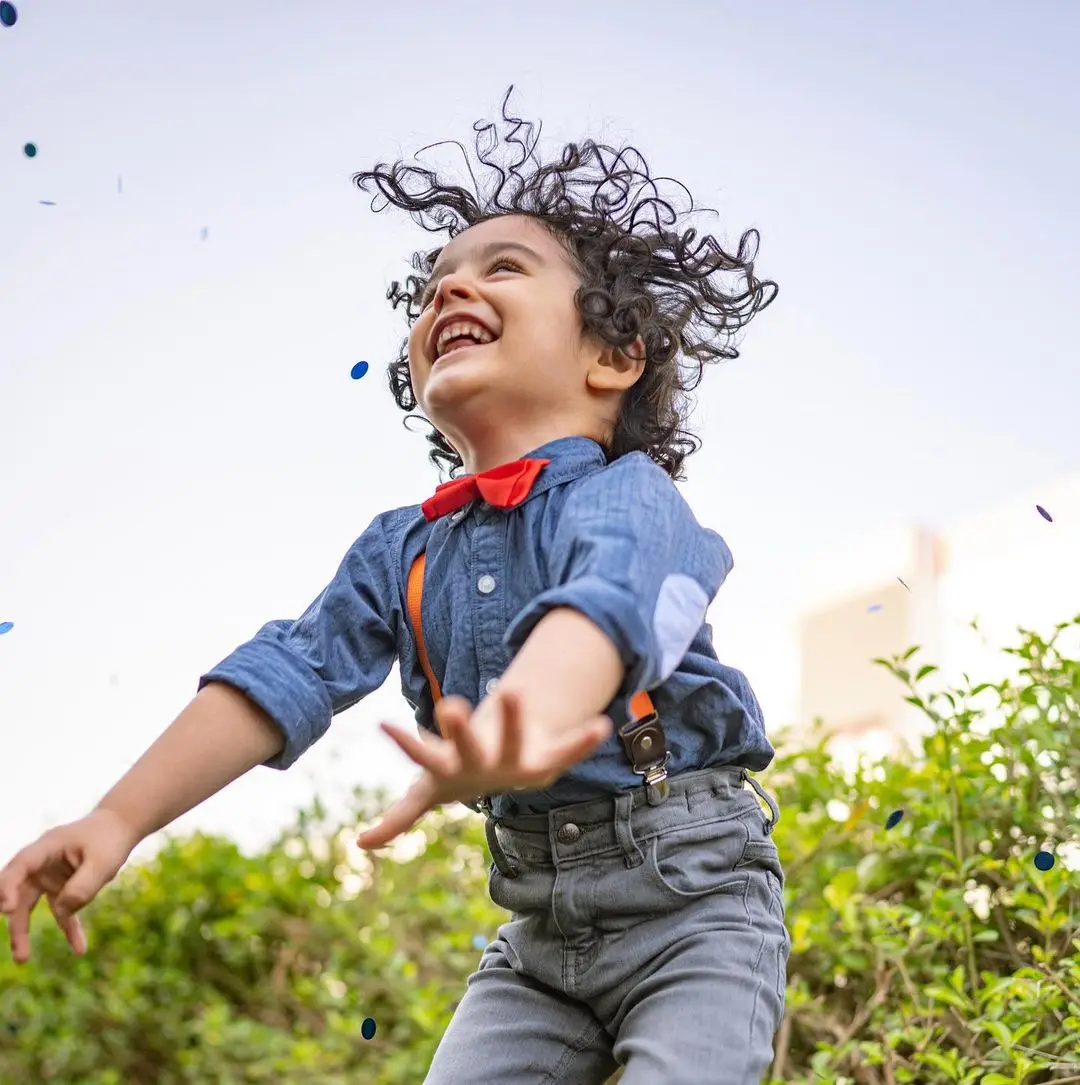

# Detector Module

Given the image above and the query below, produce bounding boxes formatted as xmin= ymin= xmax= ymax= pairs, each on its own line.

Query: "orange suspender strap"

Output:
xmin=406 ymin=550 xmax=447 ymax=740
xmin=406 ymin=551 xmax=669 ymax=785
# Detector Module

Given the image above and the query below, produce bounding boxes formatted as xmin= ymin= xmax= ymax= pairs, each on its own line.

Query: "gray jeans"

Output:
xmin=425 ymin=765 xmax=790 ymax=1085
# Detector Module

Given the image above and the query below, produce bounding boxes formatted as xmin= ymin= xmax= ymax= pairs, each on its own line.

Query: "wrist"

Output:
xmin=91 ymin=802 xmax=148 ymax=850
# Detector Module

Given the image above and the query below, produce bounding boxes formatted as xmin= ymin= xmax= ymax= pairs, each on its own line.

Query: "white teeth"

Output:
xmin=435 ymin=320 xmax=495 ymax=357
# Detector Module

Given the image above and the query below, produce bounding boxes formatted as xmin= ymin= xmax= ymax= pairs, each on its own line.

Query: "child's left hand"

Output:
xmin=355 ymin=689 xmax=611 ymax=850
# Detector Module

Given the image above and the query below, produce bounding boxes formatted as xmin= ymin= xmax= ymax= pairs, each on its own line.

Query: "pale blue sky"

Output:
xmin=1 ymin=1 xmax=1077 ymax=864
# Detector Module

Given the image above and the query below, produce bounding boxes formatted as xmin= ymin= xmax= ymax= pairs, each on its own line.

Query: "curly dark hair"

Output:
xmin=351 ymin=86 xmax=777 ymax=483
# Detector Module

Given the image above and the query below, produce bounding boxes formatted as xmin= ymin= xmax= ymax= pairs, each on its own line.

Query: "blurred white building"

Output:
xmin=795 ymin=472 xmax=1080 ymax=764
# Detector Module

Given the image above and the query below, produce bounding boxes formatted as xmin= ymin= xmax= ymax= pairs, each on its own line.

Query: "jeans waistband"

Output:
xmin=483 ymin=764 xmax=780 ymax=880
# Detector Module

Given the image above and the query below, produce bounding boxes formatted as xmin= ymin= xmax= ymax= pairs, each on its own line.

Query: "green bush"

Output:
xmin=765 ymin=614 xmax=1080 ymax=1085
xmin=1 ymin=615 xmax=1077 ymax=1083
xmin=0 ymin=792 xmax=507 ymax=1084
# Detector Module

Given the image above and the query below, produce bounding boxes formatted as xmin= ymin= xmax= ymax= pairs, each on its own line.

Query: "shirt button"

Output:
xmin=485 ymin=678 xmax=500 ymax=695
xmin=477 ymin=574 xmax=496 ymax=594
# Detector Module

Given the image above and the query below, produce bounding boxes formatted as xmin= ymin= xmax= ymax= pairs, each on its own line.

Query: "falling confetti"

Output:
xmin=23 ymin=142 xmax=37 ymax=158
xmin=0 ymin=3 xmax=17 ymax=28
xmin=200 ymin=227 xmax=208 ymax=241
xmin=1036 ymin=505 xmax=1053 ymax=523
xmin=885 ymin=809 xmax=904 ymax=830
xmin=361 ymin=1017 xmax=377 ymax=1040
xmin=351 ymin=361 xmax=369 ymax=380
xmin=897 ymin=577 xmax=910 ymax=591
xmin=118 ymin=176 xmax=123 ymax=195
xmin=0 ymin=622 xmax=14 ymax=635
xmin=39 ymin=200 xmax=56 ymax=206
xmin=1034 ymin=850 xmax=1055 ymax=871
xmin=471 ymin=934 xmax=487 ymax=952
xmin=868 ymin=603 xmax=883 ymax=613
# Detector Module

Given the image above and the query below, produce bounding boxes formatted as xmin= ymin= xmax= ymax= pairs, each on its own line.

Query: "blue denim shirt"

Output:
xmin=199 ymin=436 xmax=773 ymax=817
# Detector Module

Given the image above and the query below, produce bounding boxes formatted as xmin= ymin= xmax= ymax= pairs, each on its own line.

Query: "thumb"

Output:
xmin=52 ymin=861 xmax=108 ymax=919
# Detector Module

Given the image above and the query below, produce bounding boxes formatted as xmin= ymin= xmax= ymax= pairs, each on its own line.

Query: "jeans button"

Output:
xmin=556 ymin=823 xmax=582 ymax=845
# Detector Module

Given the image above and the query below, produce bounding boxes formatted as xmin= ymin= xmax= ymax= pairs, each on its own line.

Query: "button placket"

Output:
xmin=471 ymin=517 xmax=510 ymax=718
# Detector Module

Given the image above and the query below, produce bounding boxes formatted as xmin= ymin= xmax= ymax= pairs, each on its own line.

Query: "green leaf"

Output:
xmin=924 ymin=985 xmax=974 ymax=1012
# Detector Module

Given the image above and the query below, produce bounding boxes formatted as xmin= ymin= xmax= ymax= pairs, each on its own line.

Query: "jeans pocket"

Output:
xmin=738 ymin=840 xmax=790 ymax=1008
xmin=646 ymin=817 xmax=750 ymax=900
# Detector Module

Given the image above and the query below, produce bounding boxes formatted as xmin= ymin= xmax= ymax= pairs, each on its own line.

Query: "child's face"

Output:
xmin=407 ymin=214 xmax=643 ymax=474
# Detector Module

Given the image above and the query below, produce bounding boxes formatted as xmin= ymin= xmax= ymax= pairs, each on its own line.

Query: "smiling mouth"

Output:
xmin=434 ymin=339 xmax=494 ymax=365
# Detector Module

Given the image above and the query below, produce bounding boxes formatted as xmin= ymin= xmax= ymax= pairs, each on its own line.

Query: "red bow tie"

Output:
xmin=422 ymin=458 xmax=552 ymax=522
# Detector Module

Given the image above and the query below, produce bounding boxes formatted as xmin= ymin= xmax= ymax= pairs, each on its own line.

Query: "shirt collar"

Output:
xmin=515 ymin=436 xmax=607 ymax=500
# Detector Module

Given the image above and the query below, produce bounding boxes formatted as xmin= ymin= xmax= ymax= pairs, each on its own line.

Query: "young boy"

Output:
xmin=0 ymin=88 xmax=789 ymax=1083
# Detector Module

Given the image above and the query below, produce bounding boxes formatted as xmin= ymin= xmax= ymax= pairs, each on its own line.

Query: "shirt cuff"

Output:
xmin=198 ymin=639 xmax=333 ymax=770
xmin=503 ymin=576 xmax=652 ymax=692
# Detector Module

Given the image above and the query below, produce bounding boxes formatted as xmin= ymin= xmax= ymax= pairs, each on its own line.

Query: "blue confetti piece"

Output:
xmin=472 ymin=934 xmax=487 ymax=952
xmin=1036 ymin=505 xmax=1053 ymax=523
xmin=23 ymin=142 xmax=37 ymax=158
xmin=351 ymin=361 xmax=369 ymax=380
xmin=0 ymin=621 xmax=14 ymax=635
xmin=868 ymin=603 xmax=883 ymax=613
xmin=200 ymin=227 xmax=208 ymax=241
xmin=0 ymin=3 xmax=17 ymax=28
xmin=361 ymin=1017 xmax=377 ymax=1040
xmin=885 ymin=809 xmax=904 ymax=830
xmin=1034 ymin=850 xmax=1055 ymax=871
xmin=39 ymin=200 xmax=56 ymax=206
xmin=118 ymin=176 xmax=123 ymax=195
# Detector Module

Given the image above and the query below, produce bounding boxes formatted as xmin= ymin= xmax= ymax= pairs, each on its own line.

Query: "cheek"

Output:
xmin=407 ymin=324 xmax=429 ymax=386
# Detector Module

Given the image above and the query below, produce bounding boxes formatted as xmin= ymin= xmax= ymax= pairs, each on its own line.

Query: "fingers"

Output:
xmin=434 ymin=695 xmax=472 ymax=741
xmin=46 ymin=897 xmax=87 ymax=956
xmin=4 ymin=892 xmax=40 ymax=964
xmin=545 ymin=716 xmax=613 ymax=781
xmin=0 ymin=847 xmax=37 ymax=913
xmin=0 ymin=841 xmax=58 ymax=964
xmin=380 ymin=722 xmax=449 ymax=772
xmin=496 ymin=690 xmax=524 ymax=768
xmin=355 ymin=776 xmax=438 ymax=850
xmin=51 ymin=857 xmax=107 ymax=923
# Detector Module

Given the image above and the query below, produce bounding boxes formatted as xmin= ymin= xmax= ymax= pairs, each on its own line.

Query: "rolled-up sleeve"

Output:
xmin=198 ymin=517 xmax=399 ymax=770
xmin=504 ymin=453 xmax=733 ymax=696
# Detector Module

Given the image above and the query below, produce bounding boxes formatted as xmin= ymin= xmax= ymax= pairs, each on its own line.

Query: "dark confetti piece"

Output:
xmin=897 ymin=577 xmax=910 ymax=591
xmin=885 ymin=809 xmax=904 ymax=830
xmin=361 ymin=1017 xmax=377 ymax=1040
xmin=1034 ymin=850 xmax=1055 ymax=871
xmin=0 ymin=3 xmax=16 ymax=28
xmin=351 ymin=361 xmax=369 ymax=380
xmin=1036 ymin=505 xmax=1053 ymax=522
xmin=39 ymin=200 xmax=56 ymax=206
xmin=0 ymin=622 xmax=14 ymax=635
xmin=23 ymin=142 xmax=37 ymax=158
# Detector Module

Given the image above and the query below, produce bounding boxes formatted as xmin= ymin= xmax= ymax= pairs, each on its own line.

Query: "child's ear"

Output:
xmin=619 ymin=335 xmax=646 ymax=363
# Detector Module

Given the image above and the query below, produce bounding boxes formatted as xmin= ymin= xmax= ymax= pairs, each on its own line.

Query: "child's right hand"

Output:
xmin=0 ymin=808 xmax=140 ymax=963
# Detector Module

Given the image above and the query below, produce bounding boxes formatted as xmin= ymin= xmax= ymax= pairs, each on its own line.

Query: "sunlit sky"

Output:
xmin=2 ymin=1 xmax=1077 ymax=867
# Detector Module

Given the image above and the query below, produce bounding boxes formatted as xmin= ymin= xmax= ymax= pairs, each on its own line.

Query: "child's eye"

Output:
xmin=489 ymin=257 xmax=524 ymax=276
xmin=418 ymin=257 xmax=523 ymax=309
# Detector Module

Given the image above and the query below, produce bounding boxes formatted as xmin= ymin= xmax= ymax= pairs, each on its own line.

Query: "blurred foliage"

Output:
xmin=1 ymin=615 xmax=1078 ymax=1084
xmin=764 ymin=613 xmax=1080 ymax=1085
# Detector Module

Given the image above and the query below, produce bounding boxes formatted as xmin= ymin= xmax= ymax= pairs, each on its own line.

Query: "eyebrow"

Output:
xmin=421 ymin=240 xmax=544 ymax=302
